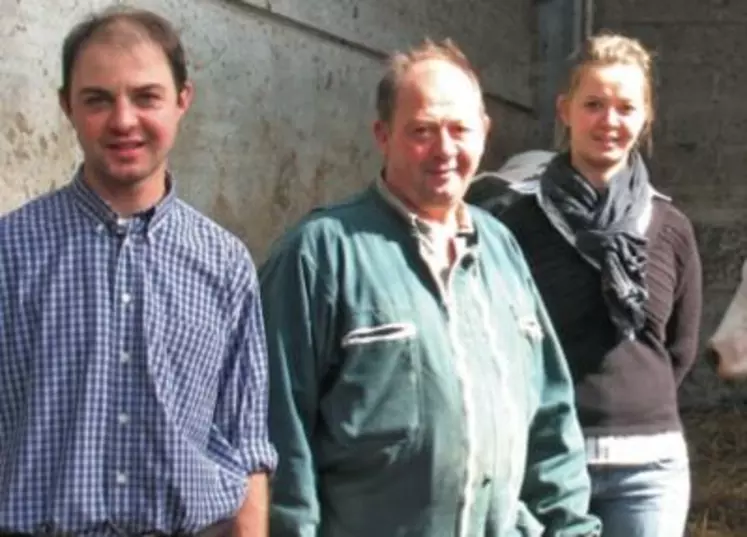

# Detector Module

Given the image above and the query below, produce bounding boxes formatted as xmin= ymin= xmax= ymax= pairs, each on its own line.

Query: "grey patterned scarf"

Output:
xmin=539 ymin=152 xmax=651 ymax=339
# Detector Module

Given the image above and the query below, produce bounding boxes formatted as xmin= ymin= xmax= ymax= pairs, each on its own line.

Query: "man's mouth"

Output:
xmin=428 ymin=168 xmax=456 ymax=176
xmin=106 ymin=141 xmax=147 ymax=160
xmin=107 ymin=140 xmax=145 ymax=150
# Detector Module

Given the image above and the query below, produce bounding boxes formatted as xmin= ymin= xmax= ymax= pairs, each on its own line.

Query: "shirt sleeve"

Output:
xmin=509 ymin=237 xmax=602 ymax=537
xmin=213 ymin=248 xmax=278 ymax=476
xmin=259 ymin=238 xmax=337 ymax=537
xmin=665 ymin=216 xmax=703 ymax=385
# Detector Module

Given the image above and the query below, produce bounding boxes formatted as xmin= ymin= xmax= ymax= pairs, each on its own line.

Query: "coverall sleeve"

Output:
xmin=517 ymin=295 xmax=601 ymax=537
xmin=259 ymin=240 xmax=336 ymax=537
xmin=507 ymin=234 xmax=601 ymax=537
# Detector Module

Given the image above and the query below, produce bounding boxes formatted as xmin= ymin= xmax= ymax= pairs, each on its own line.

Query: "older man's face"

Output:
xmin=374 ymin=59 xmax=488 ymax=223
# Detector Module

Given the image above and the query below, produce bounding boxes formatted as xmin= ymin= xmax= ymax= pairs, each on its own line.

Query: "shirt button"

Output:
xmin=121 ymin=293 xmax=132 ymax=305
xmin=120 ymin=351 xmax=130 ymax=364
xmin=95 ymin=224 xmax=105 ymax=234
xmin=118 ymin=413 xmax=129 ymax=425
xmin=115 ymin=472 xmax=128 ymax=485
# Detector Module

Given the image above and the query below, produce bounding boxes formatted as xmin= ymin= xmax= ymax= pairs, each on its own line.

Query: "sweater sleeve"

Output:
xmin=259 ymin=236 xmax=337 ymax=537
xmin=665 ymin=214 xmax=703 ymax=385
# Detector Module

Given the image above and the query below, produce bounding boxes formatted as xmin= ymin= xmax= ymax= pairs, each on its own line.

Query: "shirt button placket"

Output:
xmin=112 ymin=228 xmax=135 ymax=517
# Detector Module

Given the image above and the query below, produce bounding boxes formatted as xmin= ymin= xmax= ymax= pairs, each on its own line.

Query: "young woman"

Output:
xmin=496 ymin=33 xmax=702 ymax=536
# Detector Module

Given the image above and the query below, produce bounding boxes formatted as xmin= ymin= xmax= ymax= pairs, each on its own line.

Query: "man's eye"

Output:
xmin=135 ymin=94 xmax=160 ymax=106
xmin=84 ymin=96 xmax=108 ymax=106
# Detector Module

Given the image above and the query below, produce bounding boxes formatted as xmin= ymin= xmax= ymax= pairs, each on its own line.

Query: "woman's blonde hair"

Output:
xmin=555 ymin=31 xmax=655 ymax=155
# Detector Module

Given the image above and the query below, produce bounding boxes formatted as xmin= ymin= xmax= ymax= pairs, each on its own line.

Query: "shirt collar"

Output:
xmin=68 ymin=166 xmax=177 ymax=234
xmin=374 ymin=174 xmax=475 ymax=240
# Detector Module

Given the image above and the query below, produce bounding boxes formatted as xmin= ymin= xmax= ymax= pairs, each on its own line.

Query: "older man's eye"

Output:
xmin=450 ymin=124 xmax=473 ymax=137
xmin=410 ymin=125 xmax=432 ymax=139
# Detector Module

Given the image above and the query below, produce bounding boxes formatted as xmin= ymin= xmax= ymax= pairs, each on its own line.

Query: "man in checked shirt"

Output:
xmin=0 ymin=7 xmax=276 ymax=537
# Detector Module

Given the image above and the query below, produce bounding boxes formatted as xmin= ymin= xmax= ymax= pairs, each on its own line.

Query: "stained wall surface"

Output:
xmin=1 ymin=0 xmax=539 ymax=260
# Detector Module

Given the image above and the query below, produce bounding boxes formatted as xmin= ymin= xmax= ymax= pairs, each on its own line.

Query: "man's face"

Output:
xmin=60 ymin=30 xmax=192 ymax=194
xmin=374 ymin=59 xmax=488 ymax=222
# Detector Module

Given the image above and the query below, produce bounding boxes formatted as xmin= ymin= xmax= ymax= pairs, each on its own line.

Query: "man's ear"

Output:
xmin=58 ymin=88 xmax=72 ymax=120
xmin=176 ymin=80 xmax=194 ymax=116
xmin=556 ymin=94 xmax=570 ymax=127
xmin=373 ymin=119 xmax=390 ymax=155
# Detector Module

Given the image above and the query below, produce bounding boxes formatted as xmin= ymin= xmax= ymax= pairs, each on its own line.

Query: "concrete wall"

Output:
xmin=0 ymin=0 xmax=539 ymax=261
xmin=595 ymin=1 xmax=747 ymax=407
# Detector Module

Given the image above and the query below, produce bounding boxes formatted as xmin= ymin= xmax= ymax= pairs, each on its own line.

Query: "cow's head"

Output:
xmin=709 ymin=259 xmax=747 ymax=380
xmin=465 ymin=150 xmax=554 ymax=214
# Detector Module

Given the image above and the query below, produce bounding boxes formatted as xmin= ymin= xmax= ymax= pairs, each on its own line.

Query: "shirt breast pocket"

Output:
xmin=149 ymin=316 xmax=226 ymax=432
xmin=319 ymin=315 xmax=421 ymax=454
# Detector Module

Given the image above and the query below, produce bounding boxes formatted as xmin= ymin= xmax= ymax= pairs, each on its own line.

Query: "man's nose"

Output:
xmin=109 ymin=98 xmax=138 ymax=130
xmin=434 ymin=129 xmax=457 ymax=156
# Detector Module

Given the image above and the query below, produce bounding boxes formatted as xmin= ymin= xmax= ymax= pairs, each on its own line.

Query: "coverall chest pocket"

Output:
xmin=321 ymin=314 xmax=421 ymax=451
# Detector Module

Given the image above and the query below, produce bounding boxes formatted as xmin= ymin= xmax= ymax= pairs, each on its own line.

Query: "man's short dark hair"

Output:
xmin=376 ymin=38 xmax=485 ymax=124
xmin=60 ymin=6 xmax=188 ymax=102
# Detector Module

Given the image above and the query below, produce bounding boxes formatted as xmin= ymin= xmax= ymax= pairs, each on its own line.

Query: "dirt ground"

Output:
xmin=684 ymin=407 xmax=747 ymax=537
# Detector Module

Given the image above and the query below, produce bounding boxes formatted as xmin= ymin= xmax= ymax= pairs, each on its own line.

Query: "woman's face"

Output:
xmin=558 ymin=63 xmax=649 ymax=181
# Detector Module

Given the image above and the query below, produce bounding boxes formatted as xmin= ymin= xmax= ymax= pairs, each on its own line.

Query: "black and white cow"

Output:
xmin=709 ymin=260 xmax=747 ymax=380
xmin=465 ymin=150 xmax=554 ymax=215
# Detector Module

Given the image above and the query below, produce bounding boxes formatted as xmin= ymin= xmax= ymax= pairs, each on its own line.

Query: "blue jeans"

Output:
xmin=588 ymin=456 xmax=690 ymax=537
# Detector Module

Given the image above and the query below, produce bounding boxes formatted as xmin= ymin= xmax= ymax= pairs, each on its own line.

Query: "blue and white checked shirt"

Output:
xmin=0 ymin=171 xmax=277 ymax=535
